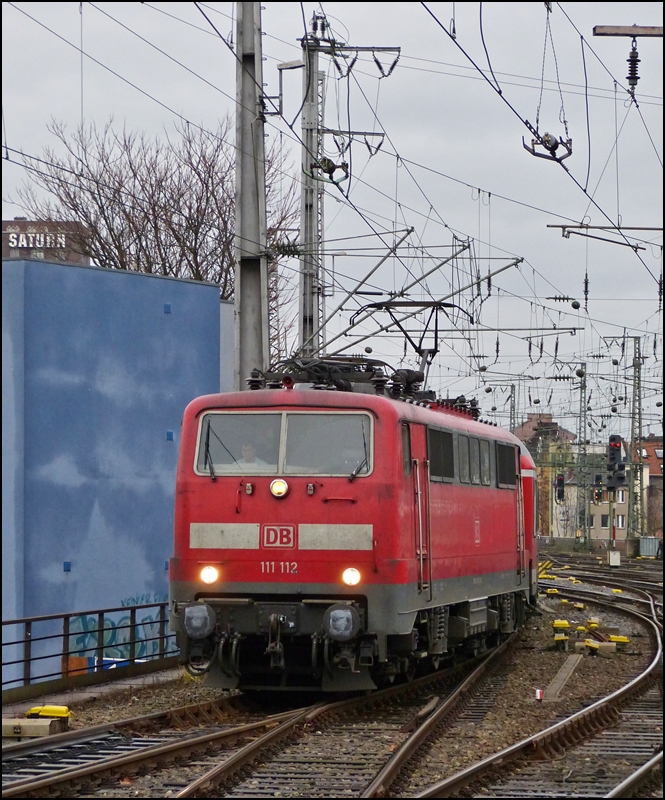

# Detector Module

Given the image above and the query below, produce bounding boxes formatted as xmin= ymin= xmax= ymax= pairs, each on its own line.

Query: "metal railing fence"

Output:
xmin=2 ymin=602 xmax=179 ymax=704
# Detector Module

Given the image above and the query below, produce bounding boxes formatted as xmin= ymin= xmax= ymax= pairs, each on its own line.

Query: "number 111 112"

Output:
xmin=261 ymin=561 xmax=298 ymax=574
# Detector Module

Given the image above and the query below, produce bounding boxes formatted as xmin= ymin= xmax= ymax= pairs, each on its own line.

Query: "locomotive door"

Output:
xmin=516 ymin=476 xmax=526 ymax=583
xmin=409 ymin=424 xmax=433 ymax=601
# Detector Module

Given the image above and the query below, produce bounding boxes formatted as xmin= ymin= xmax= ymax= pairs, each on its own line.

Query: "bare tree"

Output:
xmin=13 ymin=117 xmax=299 ymax=361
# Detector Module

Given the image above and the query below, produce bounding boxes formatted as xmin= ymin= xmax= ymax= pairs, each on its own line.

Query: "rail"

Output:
xmin=413 ymin=589 xmax=663 ymax=798
xmin=2 ymin=602 xmax=178 ymax=704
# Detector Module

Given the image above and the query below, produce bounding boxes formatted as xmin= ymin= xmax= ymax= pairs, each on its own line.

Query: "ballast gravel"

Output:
xmin=392 ymin=597 xmax=655 ymax=797
xmin=60 ymin=597 xmax=655 ymax=797
xmin=66 ymin=675 xmax=234 ymax=731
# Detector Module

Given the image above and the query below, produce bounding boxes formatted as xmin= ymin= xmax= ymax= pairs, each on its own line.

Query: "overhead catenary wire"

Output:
xmin=3 ymin=3 xmax=660 ymax=424
xmin=420 ymin=2 xmax=661 ymax=286
xmin=192 ymin=0 xmax=454 ymax=330
xmin=10 ymin=0 xmax=609 ymax=261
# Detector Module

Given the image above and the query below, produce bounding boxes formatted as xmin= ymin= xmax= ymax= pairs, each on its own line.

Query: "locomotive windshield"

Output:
xmin=195 ymin=412 xmax=372 ymax=477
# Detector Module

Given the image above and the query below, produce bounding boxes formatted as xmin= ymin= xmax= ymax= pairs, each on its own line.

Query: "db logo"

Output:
xmin=261 ymin=524 xmax=296 ymax=549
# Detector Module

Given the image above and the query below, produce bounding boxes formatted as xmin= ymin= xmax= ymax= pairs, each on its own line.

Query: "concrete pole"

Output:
xmin=234 ymin=1 xmax=269 ymax=390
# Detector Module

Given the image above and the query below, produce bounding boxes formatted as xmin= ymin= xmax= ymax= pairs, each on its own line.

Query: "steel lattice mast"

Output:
xmin=628 ymin=337 xmax=645 ymax=540
xmin=575 ymin=363 xmax=590 ymax=545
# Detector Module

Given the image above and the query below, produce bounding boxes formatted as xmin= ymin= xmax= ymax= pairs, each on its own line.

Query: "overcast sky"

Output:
xmin=2 ymin=2 xmax=663 ymax=439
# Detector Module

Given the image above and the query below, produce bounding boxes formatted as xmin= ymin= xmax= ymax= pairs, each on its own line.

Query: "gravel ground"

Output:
xmin=38 ymin=596 xmax=659 ymax=798
xmin=392 ymin=597 xmax=656 ymax=796
xmin=66 ymin=673 xmax=236 ymax=730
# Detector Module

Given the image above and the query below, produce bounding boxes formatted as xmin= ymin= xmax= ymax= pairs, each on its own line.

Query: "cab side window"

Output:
xmin=402 ymin=424 xmax=412 ymax=475
xmin=458 ymin=435 xmax=470 ymax=483
xmin=497 ymin=443 xmax=518 ymax=487
xmin=428 ymin=428 xmax=454 ymax=481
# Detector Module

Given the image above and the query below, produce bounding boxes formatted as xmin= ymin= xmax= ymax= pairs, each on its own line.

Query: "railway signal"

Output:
xmin=608 ymin=462 xmax=627 ymax=491
xmin=556 ymin=473 xmax=565 ymax=501
xmin=606 ymin=435 xmax=626 ymax=491
xmin=593 ymin=474 xmax=603 ymax=504
xmin=608 ymin=435 xmax=622 ymax=466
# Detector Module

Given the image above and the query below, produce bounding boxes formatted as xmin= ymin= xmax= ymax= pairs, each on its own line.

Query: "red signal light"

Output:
xmin=556 ymin=474 xmax=565 ymax=501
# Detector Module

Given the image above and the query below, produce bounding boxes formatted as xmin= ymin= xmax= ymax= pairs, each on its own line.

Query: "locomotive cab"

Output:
xmin=169 ymin=393 xmax=382 ymax=690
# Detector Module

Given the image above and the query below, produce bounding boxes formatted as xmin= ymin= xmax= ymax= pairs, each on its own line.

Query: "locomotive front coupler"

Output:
xmin=333 ymin=646 xmax=359 ymax=672
xmin=265 ymin=613 xmax=286 ymax=670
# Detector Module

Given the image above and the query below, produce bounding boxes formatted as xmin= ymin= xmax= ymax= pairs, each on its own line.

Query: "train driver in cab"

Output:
xmin=236 ymin=441 xmax=268 ymax=467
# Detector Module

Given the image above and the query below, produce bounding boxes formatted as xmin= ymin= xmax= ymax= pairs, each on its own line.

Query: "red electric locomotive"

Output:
xmin=169 ymin=359 xmax=538 ymax=691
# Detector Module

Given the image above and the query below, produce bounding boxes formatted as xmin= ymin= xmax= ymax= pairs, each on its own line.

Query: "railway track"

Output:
xmin=545 ymin=557 xmax=663 ymax=627
xmin=405 ymin=587 xmax=662 ymax=799
xmin=169 ymin=637 xmax=518 ymax=799
xmin=1 ymin=638 xmax=518 ymax=798
xmin=546 ymin=553 xmax=663 ymax=587
xmin=1 ymin=694 xmax=303 ymax=798
xmin=4 ymin=581 xmax=660 ymax=798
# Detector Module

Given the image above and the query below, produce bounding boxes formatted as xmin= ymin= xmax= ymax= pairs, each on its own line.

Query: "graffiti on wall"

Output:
xmin=121 ymin=592 xmax=168 ymax=608
xmin=69 ymin=604 xmax=177 ymax=661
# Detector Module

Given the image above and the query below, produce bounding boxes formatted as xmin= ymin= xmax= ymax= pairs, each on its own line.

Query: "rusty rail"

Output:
xmin=413 ymin=592 xmax=662 ymax=798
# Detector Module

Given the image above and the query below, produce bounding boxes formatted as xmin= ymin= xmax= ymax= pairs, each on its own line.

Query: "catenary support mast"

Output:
xmin=576 ymin=363 xmax=590 ymax=545
xmin=234 ymin=1 xmax=269 ymax=390
xmin=296 ymin=12 xmax=400 ymax=356
xmin=299 ymin=15 xmax=325 ymax=356
xmin=628 ymin=337 xmax=645 ymax=540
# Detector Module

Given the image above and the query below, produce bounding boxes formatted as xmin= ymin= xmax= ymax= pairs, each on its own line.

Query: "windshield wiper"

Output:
xmin=349 ymin=423 xmax=369 ymax=482
xmin=348 ymin=456 xmax=368 ymax=483
xmin=204 ymin=419 xmax=243 ymax=479
xmin=204 ymin=420 xmax=216 ymax=482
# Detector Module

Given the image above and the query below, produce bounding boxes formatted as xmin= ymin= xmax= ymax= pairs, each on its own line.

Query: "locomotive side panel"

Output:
xmin=403 ymin=412 xmax=524 ymax=582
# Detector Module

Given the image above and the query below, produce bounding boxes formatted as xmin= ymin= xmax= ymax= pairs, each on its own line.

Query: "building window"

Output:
xmin=616 ymin=515 xmax=626 ymax=529
xmin=601 ymin=515 xmax=610 ymax=529
xmin=655 ymin=449 xmax=663 ymax=459
xmin=616 ymin=490 xmax=626 ymax=504
xmin=587 ymin=515 xmax=595 ymax=528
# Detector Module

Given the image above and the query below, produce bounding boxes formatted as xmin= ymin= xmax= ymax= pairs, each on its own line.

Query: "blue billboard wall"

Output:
xmin=3 ymin=259 xmax=231 ymax=623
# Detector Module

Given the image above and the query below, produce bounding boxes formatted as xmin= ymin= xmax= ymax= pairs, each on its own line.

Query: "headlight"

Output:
xmin=342 ymin=567 xmax=361 ymax=586
xmin=323 ymin=603 xmax=361 ymax=642
xmin=182 ymin=603 xmax=216 ymax=639
xmin=270 ymin=479 xmax=289 ymax=498
xmin=200 ymin=565 xmax=219 ymax=584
